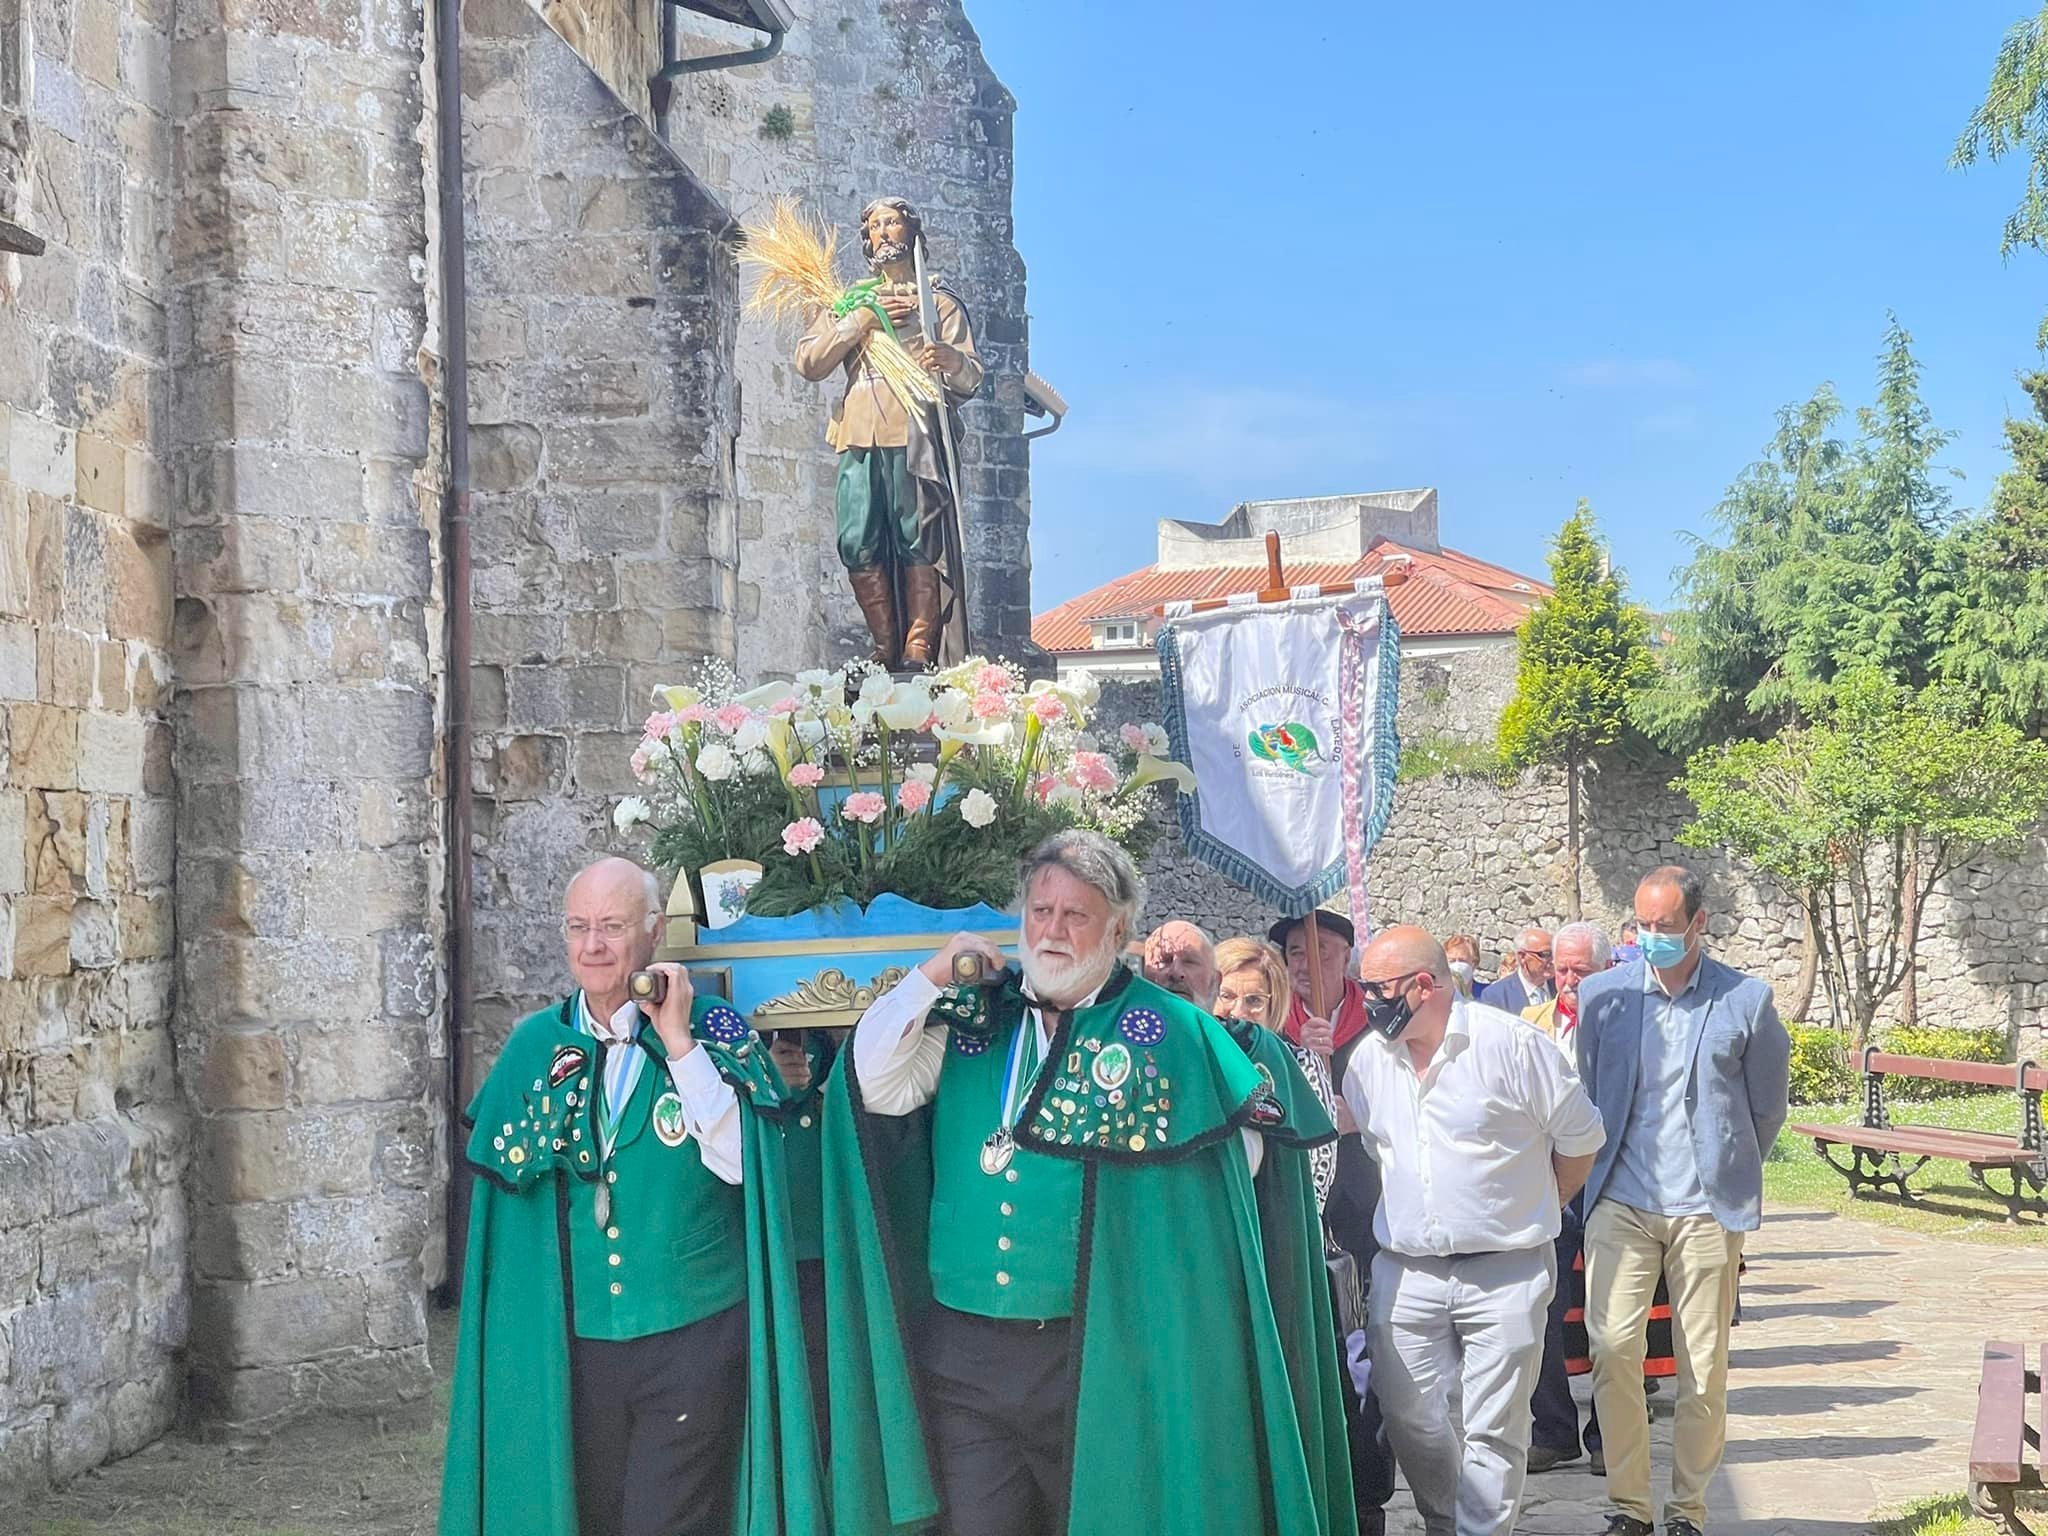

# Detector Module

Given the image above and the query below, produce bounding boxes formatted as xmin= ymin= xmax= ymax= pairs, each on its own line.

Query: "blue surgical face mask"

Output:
xmin=1637 ymin=923 xmax=1693 ymax=968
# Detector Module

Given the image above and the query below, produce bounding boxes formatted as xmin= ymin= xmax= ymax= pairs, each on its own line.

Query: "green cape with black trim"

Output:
xmin=437 ymin=995 xmax=824 ymax=1536
xmin=818 ymin=966 xmax=1357 ymax=1536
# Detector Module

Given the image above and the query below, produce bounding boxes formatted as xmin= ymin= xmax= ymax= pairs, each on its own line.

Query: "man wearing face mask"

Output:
xmin=1575 ymin=866 xmax=1790 ymax=1536
xmin=1340 ymin=925 xmax=1605 ymax=1536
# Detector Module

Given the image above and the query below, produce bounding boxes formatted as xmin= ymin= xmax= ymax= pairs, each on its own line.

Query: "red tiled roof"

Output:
xmin=1031 ymin=540 xmax=1549 ymax=653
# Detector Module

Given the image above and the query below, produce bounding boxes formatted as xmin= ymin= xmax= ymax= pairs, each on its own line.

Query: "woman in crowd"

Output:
xmin=1215 ymin=936 xmax=1336 ymax=1208
xmin=1444 ymin=933 xmax=1481 ymax=998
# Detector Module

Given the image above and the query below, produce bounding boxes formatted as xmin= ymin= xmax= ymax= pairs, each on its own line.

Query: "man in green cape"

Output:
xmin=438 ymin=857 xmax=823 ymax=1536
xmin=819 ymin=830 xmax=1356 ymax=1536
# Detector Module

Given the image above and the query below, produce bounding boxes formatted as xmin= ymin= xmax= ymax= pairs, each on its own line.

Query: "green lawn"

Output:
xmin=1871 ymin=1493 xmax=2048 ymax=1536
xmin=1768 ymin=1092 xmax=2048 ymax=1246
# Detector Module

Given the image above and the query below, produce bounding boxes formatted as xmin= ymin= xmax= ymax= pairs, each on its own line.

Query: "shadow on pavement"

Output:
xmin=1727 ymin=1339 xmax=1903 ymax=1369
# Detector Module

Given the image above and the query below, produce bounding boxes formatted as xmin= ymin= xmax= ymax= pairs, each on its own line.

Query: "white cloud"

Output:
xmin=1563 ymin=358 xmax=1695 ymax=389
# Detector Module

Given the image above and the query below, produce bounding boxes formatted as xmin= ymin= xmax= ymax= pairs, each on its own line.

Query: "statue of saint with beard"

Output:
xmin=795 ymin=196 xmax=981 ymax=671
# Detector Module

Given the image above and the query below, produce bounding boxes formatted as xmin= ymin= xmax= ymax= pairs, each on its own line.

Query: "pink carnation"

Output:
xmin=896 ymin=779 xmax=932 ymax=814
xmin=630 ymin=745 xmax=653 ymax=778
xmin=972 ymin=689 xmax=1010 ymax=720
xmin=781 ymin=817 xmax=825 ymax=857
xmin=1031 ymin=694 xmax=1066 ymax=723
xmin=840 ymin=791 xmax=887 ymax=825
xmin=676 ymin=702 xmax=710 ymax=724
xmin=974 ymin=664 xmax=1013 ymax=694
xmin=1119 ymin=722 xmax=1148 ymax=752
xmin=714 ymin=703 xmax=750 ymax=734
xmin=644 ymin=710 xmax=678 ymax=740
xmin=769 ymin=696 xmax=800 ymax=716
xmin=1032 ymin=773 xmax=1055 ymax=804
xmin=1071 ymin=751 xmax=1116 ymax=793
xmin=788 ymin=763 xmax=826 ymax=789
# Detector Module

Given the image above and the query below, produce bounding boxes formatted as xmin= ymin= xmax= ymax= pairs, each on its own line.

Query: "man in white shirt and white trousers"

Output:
xmin=1341 ymin=924 xmax=1606 ymax=1536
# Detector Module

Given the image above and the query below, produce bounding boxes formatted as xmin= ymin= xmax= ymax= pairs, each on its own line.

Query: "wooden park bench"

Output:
xmin=1970 ymin=1340 xmax=2042 ymax=1535
xmin=1789 ymin=1048 xmax=2047 ymax=1221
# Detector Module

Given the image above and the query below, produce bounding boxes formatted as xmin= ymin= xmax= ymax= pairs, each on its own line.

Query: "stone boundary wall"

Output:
xmin=1095 ymin=677 xmax=2048 ymax=1061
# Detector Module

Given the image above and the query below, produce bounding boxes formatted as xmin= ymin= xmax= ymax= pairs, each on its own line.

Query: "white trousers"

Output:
xmin=1368 ymin=1245 xmax=1555 ymax=1536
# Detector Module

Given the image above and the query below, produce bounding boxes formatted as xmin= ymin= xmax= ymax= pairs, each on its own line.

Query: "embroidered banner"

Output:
xmin=1156 ymin=585 xmax=1400 ymax=917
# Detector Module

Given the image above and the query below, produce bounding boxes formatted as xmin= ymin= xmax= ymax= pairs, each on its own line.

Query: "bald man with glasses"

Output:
xmin=1341 ymin=925 xmax=1605 ymax=1536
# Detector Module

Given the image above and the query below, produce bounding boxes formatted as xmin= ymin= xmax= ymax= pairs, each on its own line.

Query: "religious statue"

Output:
xmin=788 ymin=197 xmax=981 ymax=670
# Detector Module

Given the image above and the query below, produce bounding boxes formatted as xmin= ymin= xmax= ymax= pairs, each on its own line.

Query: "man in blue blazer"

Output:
xmin=1477 ymin=924 xmax=1554 ymax=1015
xmin=1575 ymin=865 xmax=1789 ymax=1536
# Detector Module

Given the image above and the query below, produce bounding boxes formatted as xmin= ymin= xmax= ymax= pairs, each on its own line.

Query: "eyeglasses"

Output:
xmin=1517 ymin=947 xmax=1553 ymax=960
xmin=1360 ymin=970 xmax=1423 ymax=1002
xmin=1216 ymin=992 xmax=1271 ymax=1015
xmin=564 ymin=918 xmax=646 ymax=941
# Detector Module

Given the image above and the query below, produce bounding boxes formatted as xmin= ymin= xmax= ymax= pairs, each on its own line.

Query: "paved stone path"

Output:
xmin=1382 ymin=1205 xmax=2046 ymax=1536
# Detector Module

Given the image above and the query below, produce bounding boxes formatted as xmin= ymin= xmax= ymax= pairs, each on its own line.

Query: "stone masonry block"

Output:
xmin=8 ymin=704 xmax=79 ymax=789
xmin=301 ymin=686 xmax=433 ymax=779
xmin=77 ymin=714 xmax=148 ymax=793
xmin=9 ymin=414 xmax=75 ymax=500
xmin=0 ymin=623 xmax=26 ymax=704
xmin=190 ymin=1275 xmax=366 ymax=1369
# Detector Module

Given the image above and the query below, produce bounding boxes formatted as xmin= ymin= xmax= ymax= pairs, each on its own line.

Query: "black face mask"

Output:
xmin=1362 ymin=983 xmax=1416 ymax=1041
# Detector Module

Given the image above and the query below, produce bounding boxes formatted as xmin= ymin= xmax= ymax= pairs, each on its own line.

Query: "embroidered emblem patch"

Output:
xmin=1249 ymin=1062 xmax=1287 ymax=1127
xmin=698 ymin=1005 xmax=750 ymax=1044
xmin=548 ymin=1045 xmax=588 ymax=1087
xmin=1118 ymin=1009 xmax=1166 ymax=1047
xmin=1091 ymin=1042 xmax=1133 ymax=1092
xmin=652 ymin=1090 xmax=689 ymax=1147
xmin=951 ymin=1031 xmax=991 ymax=1057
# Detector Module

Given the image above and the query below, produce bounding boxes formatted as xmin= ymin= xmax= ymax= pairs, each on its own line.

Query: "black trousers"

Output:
xmin=798 ymin=1257 xmax=830 ymax=1462
xmin=919 ymin=1304 xmax=1076 ymax=1536
xmin=571 ymin=1302 xmax=749 ymax=1536
xmin=1531 ymin=1216 xmax=1585 ymax=1455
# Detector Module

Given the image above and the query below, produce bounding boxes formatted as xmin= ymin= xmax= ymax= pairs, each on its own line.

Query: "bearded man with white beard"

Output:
xmin=818 ymin=830 xmax=1358 ymax=1536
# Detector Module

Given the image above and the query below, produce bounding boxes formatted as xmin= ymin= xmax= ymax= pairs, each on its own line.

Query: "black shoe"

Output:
xmin=1664 ymin=1521 xmax=1704 ymax=1536
xmin=1599 ymin=1517 xmax=1652 ymax=1536
xmin=1589 ymin=1447 xmax=1606 ymax=1476
xmin=1528 ymin=1444 xmax=1584 ymax=1473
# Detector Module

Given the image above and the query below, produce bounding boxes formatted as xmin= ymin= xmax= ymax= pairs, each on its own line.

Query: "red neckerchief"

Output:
xmin=1283 ymin=977 xmax=1369 ymax=1052
xmin=1556 ymin=993 xmax=1578 ymax=1035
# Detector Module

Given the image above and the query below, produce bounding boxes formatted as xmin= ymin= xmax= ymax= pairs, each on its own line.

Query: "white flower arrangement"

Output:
xmin=619 ymin=657 xmax=1193 ymax=919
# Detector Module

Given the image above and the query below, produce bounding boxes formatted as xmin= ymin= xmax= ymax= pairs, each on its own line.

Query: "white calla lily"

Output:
xmin=655 ymin=684 xmax=702 ymax=711
xmin=1127 ymin=755 xmax=1196 ymax=793
xmin=735 ymin=680 xmax=796 ymax=712
xmin=876 ymin=685 xmax=933 ymax=732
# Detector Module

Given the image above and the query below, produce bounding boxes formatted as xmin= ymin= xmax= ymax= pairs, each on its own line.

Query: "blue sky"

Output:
xmin=969 ymin=3 xmax=2043 ymax=612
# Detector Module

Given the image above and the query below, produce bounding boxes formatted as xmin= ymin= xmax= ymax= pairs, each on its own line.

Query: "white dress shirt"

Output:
xmin=854 ymin=968 xmax=1263 ymax=1175
xmin=579 ymin=992 xmax=743 ymax=1185
xmin=1342 ymin=995 xmax=1604 ymax=1258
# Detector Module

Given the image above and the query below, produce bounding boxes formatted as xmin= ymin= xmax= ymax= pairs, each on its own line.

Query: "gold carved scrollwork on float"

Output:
xmin=752 ymin=966 xmax=910 ymax=1026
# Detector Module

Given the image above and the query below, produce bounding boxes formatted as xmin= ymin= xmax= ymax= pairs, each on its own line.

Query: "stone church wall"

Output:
xmin=0 ymin=0 xmax=188 ymax=1488
xmin=458 ymin=0 xmax=742 ymax=1057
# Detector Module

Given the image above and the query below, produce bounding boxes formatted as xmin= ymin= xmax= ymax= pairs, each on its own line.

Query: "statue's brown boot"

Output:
xmin=848 ymin=565 xmax=899 ymax=669
xmin=899 ymin=564 xmax=942 ymax=669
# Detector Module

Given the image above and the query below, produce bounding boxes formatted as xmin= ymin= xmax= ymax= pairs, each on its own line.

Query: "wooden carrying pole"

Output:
xmin=1162 ymin=532 xmax=1411 ymax=1021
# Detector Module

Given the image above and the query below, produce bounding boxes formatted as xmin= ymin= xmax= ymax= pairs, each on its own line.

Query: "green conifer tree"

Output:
xmin=1497 ymin=503 xmax=1655 ymax=919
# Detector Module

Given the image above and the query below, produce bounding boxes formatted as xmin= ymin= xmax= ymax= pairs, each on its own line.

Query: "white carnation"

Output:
xmin=695 ymin=743 xmax=736 ymax=782
xmin=960 ymin=788 xmax=998 ymax=829
xmin=612 ymin=796 xmax=653 ymax=832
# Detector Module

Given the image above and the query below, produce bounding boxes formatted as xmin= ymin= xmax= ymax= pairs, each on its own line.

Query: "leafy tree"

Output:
xmin=1935 ymin=372 xmax=2048 ymax=734
xmin=1953 ymin=5 xmax=2048 ymax=348
xmin=1498 ymin=502 xmax=1655 ymax=919
xmin=1637 ymin=319 xmax=1955 ymax=755
xmin=1675 ymin=670 xmax=2048 ymax=1046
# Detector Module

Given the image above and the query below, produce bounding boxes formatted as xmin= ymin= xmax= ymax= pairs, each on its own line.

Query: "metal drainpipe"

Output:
xmin=434 ymin=0 xmax=475 ymax=1304
xmin=651 ymin=10 xmax=785 ymax=119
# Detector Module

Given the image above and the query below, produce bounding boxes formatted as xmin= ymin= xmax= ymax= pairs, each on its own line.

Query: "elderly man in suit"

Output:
xmin=1478 ymin=926 xmax=1553 ymax=1015
xmin=1575 ymin=866 xmax=1790 ymax=1536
